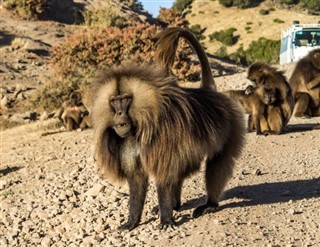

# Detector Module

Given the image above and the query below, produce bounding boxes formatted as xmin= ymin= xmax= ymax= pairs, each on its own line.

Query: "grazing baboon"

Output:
xmin=247 ymin=62 xmax=294 ymax=134
xmin=224 ymin=85 xmax=278 ymax=135
xmin=90 ymin=27 xmax=246 ymax=230
xmin=289 ymin=48 xmax=320 ymax=117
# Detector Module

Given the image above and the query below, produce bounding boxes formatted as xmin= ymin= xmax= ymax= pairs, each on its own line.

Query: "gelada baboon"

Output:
xmin=247 ymin=62 xmax=294 ymax=134
xmin=57 ymin=91 xmax=91 ymax=131
xmin=224 ymin=85 xmax=278 ymax=135
xmin=289 ymin=48 xmax=320 ymax=117
xmin=90 ymin=27 xmax=246 ymax=230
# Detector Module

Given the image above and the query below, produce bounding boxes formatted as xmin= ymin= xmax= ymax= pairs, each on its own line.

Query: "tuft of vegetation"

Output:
xmin=219 ymin=38 xmax=280 ymax=65
xmin=83 ymin=3 xmax=128 ymax=28
xmin=241 ymin=38 xmax=280 ymax=64
xmin=273 ymin=18 xmax=285 ymax=23
xmin=280 ymin=0 xmax=320 ymax=12
xmin=189 ymin=24 xmax=206 ymax=40
xmin=259 ymin=9 xmax=269 ymax=15
xmin=158 ymin=8 xmax=189 ymax=27
xmin=172 ymin=0 xmax=193 ymax=14
xmin=209 ymin=28 xmax=238 ymax=46
xmin=214 ymin=46 xmax=228 ymax=58
xmin=3 ymin=0 xmax=48 ymax=19
xmin=218 ymin=0 xmax=254 ymax=8
xmin=301 ymin=0 xmax=320 ymax=11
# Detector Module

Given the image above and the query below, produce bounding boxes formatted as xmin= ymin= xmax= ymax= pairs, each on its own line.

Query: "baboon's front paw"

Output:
xmin=158 ymin=219 xmax=176 ymax=230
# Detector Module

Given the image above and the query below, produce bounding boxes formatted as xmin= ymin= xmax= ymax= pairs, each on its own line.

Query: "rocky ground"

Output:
xmin=1 ymin=74 xmax=320 ymax=246
xmin=1 ymin=2 xmax=320 ymax=247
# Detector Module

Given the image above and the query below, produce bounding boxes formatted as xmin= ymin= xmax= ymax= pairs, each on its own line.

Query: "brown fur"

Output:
xmin=289 ymin=48 xmax=320 ymax=117
xmin=57 ymin=91 xmax=91 ymax=131
xmin=224 ymin=86 xmax=277 ymax=134
xmin=155 ymin=27 xmax=216 ymax=90
xmin=90 ymin=28 xmax=246 ymax=231
xmin=247 ymin=62 xmax=294 ymax=134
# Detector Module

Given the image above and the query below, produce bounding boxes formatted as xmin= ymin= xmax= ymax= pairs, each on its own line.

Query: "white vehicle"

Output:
xmin=280 ymin=21 xmax=320 ymax=65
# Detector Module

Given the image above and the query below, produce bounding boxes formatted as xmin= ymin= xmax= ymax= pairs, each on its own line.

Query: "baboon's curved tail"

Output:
xmin=155 ymin=27 xmax=216 ymax=90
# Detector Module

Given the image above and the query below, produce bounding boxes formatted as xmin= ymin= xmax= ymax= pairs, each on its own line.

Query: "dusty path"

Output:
xmin=1 ymin=91 xmax=320 ymax=246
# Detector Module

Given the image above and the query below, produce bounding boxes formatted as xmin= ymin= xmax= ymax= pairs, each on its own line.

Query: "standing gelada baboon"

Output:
xmin=224 ymin=85 xmax=278 ymax=135
xmin=90 ymin=27 xmax=246 ymax=230
xmin=289 ymin=48 xmax=320 ymax=117
xmin=247 ymin=62 xmax=294 ymax=134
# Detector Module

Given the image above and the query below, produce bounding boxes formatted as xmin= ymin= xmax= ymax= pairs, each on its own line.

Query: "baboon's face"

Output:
xmin=262 ymin=88 xmax=276 ymax=105
xmin=110 ymin=93 xmax=133 ymax=138
xmin=247 ymin=68 xmax=261 ymax=86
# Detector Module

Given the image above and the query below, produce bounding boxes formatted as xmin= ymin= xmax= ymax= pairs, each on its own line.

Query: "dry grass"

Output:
xmin=188 ymin=1 xmax=319 ymax=54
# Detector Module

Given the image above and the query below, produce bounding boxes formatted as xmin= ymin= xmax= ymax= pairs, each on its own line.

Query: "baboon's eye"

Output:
xmin=121 ymin=97 xmax=129 ymax=104
xmin=113 ymin=99 xmax=120 ymax=105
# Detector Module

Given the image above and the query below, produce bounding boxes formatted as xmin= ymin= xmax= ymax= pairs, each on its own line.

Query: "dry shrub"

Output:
xmin=3 ymin=0 xmax=48 ymax=19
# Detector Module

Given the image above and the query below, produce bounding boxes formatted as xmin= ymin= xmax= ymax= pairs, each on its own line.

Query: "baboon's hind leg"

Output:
xmin=193 ymin=152 xmax=234 ymax=218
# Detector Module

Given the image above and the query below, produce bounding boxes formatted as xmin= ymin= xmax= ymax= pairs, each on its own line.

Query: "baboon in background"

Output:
xmin=289 ymin=48 xmax=320 ymax=117
xmin=247 ymin=62 xmax=294 ymax=134
xmin=61 ymin=105 xmax=90 ymax=131
xmin=57 ymin=91 xmax=91 ymax=131
xmin=90 ymin=27 xmax=246 ymax=230
xmin=224 ymin=85 xmax=278 ymax=135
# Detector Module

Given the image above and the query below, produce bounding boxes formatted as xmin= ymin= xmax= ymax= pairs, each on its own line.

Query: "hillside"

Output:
xmin=187 ymin=1 xmax=319 ymax=54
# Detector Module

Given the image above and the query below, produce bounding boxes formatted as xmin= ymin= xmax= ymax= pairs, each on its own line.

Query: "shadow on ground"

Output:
xmin=0 ymin=166 xmax=23 ymax=176
xmin=173 ymin=177 xmax=320 ymax=226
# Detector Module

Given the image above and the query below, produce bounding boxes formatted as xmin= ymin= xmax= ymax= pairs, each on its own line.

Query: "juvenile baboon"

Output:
xmin=56 ymin=91 xmax=82 ymax=121
xmin=224 ymin=85 xmax=278 ymax=135
xmin=61 ymin=105 xmax=90 ymax=131
xmin=57 ymin=91 xmax=90 ymax=131
xmin=289 ymin=48 xmax=320 ymax=117
xmin=247 ymin=62 xmax=294 ymax=134
xmin=90 ymin=27 xmax=246 ymax=230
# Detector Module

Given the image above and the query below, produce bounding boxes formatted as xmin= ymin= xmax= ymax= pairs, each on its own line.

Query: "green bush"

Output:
xmin=209 ymin=27 xmax=238 ymax=46
xmin=189 ymin=24 xmax=206 ymax=40
xmin=259 ymin=9 xmax=269 ymax=15
xmin=222 ymin=38 xmax=280 ymax=65
xmin=218 ymin=0 xmax=254 ymax=8
xmin=3 ymin=0 xmax=48 ymax=19
xmin=244 ymin=38 xmax=280 ymax=64
xmin=172 ymin=0 xmax=193 ymax=13
xmin=301 ymin=0 xmax=320 ymax=11
xmin=215 ymin=46 xmax=228 ymax=58
xmin=273 ymin=18 xmax=285 ymax=23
